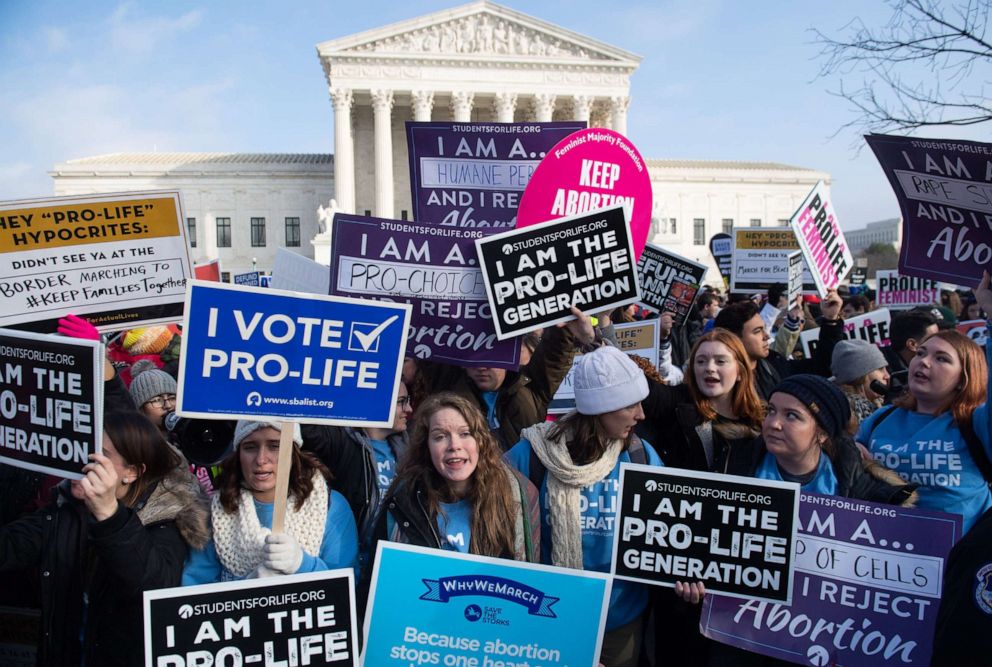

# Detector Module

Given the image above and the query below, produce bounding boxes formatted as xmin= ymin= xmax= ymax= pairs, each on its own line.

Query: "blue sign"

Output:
xmin=259 ymin=275 xmax=272 ymax=288
xmin=177 ymin=281 xmax=411 ymax=426
xmin=234 ymin=270 xmax=261 ymax=286
xmin=363 ymin=543 xmax=610 ymax=667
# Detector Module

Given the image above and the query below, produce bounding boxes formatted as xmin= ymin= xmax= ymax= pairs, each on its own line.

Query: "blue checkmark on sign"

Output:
xmin=349 ymin=315 xmax=399 ymax=353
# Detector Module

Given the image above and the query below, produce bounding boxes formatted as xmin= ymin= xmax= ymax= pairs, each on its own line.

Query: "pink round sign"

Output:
xmin=517 ymin=128 xmax=653 ymax=258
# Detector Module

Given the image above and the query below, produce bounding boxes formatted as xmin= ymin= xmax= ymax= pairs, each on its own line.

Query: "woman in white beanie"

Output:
xmin=182 ymin=420 xmax=358 ymax=583
xmin=830 ymin=338 xmax=890 ymax=427
xmin=506 ymin=345 xmax=663 ymax=667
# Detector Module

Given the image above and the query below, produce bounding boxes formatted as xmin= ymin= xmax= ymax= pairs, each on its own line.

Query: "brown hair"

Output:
xmin=103 ymin=411 xmax=183 ymax=507
xmin=687 ymin=329 xmax=764 ymax=430
xmin=397 ymin=392 xmax=517 ymax=558
xmin=548 ymin=409 xmax=638 ymax=466
xmin=894 ymin=329 xmax=987 ymax=424
xmin=216 ymin=431 xmax=331 ymax=514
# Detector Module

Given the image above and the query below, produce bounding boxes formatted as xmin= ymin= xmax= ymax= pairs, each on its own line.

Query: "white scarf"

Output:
xmin=521 ymin=422 xmax=622 ymax=570
xmin=211 ymin=472 xmax=328 ymax=578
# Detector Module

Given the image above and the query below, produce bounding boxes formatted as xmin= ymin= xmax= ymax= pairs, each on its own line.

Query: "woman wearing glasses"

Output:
xmin=129 ymin=360 xmax=177 ymax=436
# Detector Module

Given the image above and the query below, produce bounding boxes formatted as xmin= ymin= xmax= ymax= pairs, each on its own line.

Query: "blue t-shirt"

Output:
xmin=481 ymin=391 xmax=500 ymax=430
xmin=437 ymin=499 xmax=472 ymax=553
xmin=371 ymin=438 xmax=397 ymax=496
xmin=755 ymin=450 xmax=838 ymax=495
xmin=181 ymin=490 xmax=359 ymax=584
xmin=859 ymin=407 xmax=992 ymax=533
xmin=505 ymin=438 xmax=663 ymax=631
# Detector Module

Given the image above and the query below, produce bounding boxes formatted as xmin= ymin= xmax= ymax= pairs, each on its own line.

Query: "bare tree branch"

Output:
xmin=814 ymin=0 xmax=992 ymax=136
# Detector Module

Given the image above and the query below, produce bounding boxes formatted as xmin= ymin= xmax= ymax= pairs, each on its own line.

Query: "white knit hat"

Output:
xmin=233 ymin=420 xmax=303 ymax=448
xmin=573 ymin=346 xmax=649 ymax=415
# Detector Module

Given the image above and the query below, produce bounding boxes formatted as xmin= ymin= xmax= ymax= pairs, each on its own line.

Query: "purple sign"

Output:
xmin=866 ymin=134 xmax=992 ymax=286
xmin=328 ymin=213 xmax=521 ymax=369
xmin=406 ymin=121 xmax=585 ymax=228
xmin=701 ymin=492 xmax=962 ymax=667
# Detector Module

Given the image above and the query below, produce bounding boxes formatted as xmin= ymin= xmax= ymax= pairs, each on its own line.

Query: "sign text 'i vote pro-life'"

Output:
xmin=475 ymin=205 xmax=639 ymax=339
xmin=177 ymin=281 xmax=410 ymax=427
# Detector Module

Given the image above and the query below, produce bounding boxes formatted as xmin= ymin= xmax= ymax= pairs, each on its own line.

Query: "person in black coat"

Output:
xmin=0 ymin=412 xmax=209 ymax=667
xmin=713 ymin=292 xmax=844 ymax=401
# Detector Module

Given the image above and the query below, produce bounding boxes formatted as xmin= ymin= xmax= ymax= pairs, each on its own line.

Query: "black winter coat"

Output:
xmin=755 ymin=318 xmax=845 ymax=401
xmin=0 ymin=470 xmax=209 ymax=667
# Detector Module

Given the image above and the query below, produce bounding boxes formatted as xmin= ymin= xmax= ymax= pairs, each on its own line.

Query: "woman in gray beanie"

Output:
xmin=129 ymin=359 xmax=178 ymax=435
xmin=830 ymin=338 xmax=890 ymax=427
xmin=506 ymin=345 xmax=663 ymax=667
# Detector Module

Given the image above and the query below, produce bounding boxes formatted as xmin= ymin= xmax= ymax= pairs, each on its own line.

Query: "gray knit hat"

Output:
xmin=831 ymin=339 xmax=888 ymax=385
xmin=233 ymin=420 xmax=303 ymax=448
xmin=129 ymin=359 xmax=178 ymax=407
xmin=573 ymin=345 xmax=649 ymax=415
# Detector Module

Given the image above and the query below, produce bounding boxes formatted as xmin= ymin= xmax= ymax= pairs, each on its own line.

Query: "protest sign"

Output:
xmin=0 ymin=607 xmax=39 ymax=667
xmin=549 ymin=320 xmax=659 ymax=414
xmin=612 ymin=464 xmax=799 ymax=602
xmin=144 ymin=569 xmax=357 ymax=667
xmin=0 ymin=191 xmax=193 ymax=333
xmin=702 ymin=493 xmax=962 ymax=667
xmin=790 ymin=181 xmax=852 ymax=296
xmin=177 ymin=281 xmax=410 ymax=427
xmin=731 ymin=228 xmax=816 ymax=294
xmin=476 ymin=205 xmax=639 ymax=339
xmin=787 ymin=250 xmax=804 ymax=305
xmin=406 ymin=121 xmax=585 ymax=228
xmin=271 ymin=248 xmax=329 ymax=294
xmin=517 ymin=128 xmax=653 ymax=258
xmin=709 ymin=233 xmax=733 ymax=288
xmin=233 ymin=271 xmax=260 ymax=287
xmin=260 ymin=275 xmax=272 ymax=288
xmin=875 ymin=270 xmax=940 ymax=310
xmin=193 ymin=258 xmax=221 ymax=282
xmin=957 ymin=319 xmax=987 ymax=346
xmin=328 ymin=213 xmax=521 ymax=369
xmin=0 ymin=328 xmax=103 ymax=479
xmin=849 ymin=266 xmax=868 ymax=287
xmin=363 ymin=542 xmax=610 ymax=667
xmin=635 ymin=243 xmax=708 ymax=326
xmin=866 ymin=134 xmax=992 ymax=286
xmin=801 ymin=308 xmax=892 ymax=357
xmin=760 ymin=304 xmax=782 ymax=336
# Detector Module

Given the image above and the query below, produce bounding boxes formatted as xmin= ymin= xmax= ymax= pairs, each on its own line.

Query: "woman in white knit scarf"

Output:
xmin=507 ymin=345 xmax=670 ymax=667
xmin=182 ymin=420 xmax=359 ymax=583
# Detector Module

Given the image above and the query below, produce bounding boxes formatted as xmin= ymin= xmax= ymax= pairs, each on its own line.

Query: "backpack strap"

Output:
xmin=958 ymin=415 xmax=992 ymax=485
xmin=863 ymin=405 xmax=898 ymax=445
xmin=627 ymin=434 xmax=647 ymax=465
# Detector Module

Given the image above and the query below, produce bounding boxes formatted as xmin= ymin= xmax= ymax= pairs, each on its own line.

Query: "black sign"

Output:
xmin=636 ymin=243 xmax=708 ymax=327
xmin=475 ymin=205 xmax=639 ymax=339
xmin=708 ymin=233 xmax=733 ymax=288
xmin=144 ymin=570 xmax=357 ymax=667
xmin=612 ymin=465 xmax=799 ymax=603
xmin=849 ymin=267 xmax=867 ymax=287
xmin=0 ymin=328 xmax=103 ymax=479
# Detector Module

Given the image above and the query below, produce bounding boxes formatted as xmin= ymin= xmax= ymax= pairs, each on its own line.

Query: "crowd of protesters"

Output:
xmin=1 ymin=271 xmax=991 ymax=666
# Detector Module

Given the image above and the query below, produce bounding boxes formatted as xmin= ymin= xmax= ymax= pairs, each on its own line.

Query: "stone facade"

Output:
xmin=49 ymin=1 xmax=830 ymax=282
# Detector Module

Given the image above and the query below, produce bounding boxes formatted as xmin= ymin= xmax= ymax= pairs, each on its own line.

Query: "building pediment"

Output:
xmin=316 ymin=1 xmax=640 ymax=66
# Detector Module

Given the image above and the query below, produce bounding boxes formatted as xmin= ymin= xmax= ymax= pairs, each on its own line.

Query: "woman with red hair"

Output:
xmin=858 ymin=272 xmax=992 ymax=534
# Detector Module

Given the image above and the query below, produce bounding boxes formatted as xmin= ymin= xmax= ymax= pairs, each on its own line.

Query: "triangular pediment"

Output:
xmin=316 ymin=1 xmax=640 ymax=64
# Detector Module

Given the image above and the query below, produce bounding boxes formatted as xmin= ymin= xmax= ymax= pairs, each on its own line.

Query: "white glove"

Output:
xmin=263 ymin=532 xmax=304 ymax=575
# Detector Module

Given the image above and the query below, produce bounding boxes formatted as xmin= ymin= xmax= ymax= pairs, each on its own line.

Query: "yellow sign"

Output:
xmin=733 ymin=229 xmax=799 ymax=251
xmin=0 ymin=196 xmax=180 ymax=253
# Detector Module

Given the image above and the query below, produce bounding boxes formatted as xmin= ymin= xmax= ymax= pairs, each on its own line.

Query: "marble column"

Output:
xmin=610 ymin=96 xmax=630 ymax=136
xmin=573 ymin=95 xmax=594 ymax=123
xmin=371 ymin=89 xmax=395 ymax=219
xmin=451 ymin=91 xmax=474 ymax=122
xmin=493 ymin=92 xmax=517 ymax=122
xmin=532 ymin=93 xmax=556 ymax=122
xmin=411 ymin=89 xmax=434 ymax=122
xmin=329 ymin=87 xmax=355 ymax=213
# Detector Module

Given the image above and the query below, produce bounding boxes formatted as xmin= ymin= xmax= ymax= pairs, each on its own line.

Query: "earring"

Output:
xmin=121 ymin=479 xmax=130 ymax=486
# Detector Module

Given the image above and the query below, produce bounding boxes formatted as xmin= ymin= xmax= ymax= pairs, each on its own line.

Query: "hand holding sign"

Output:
xmin=820 ymin=288 xmax=843 ymax=321
xmin=78 ymin=452 xmax=123 ymax=521
xmin=557 ymin=305 xmax=596 ymax=345
xmin=975 ymin=270 xmax=992 ymax=315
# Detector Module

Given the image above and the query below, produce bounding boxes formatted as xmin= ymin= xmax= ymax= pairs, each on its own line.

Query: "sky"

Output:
xmin=1 ymin=0 xmax=989 ymax=230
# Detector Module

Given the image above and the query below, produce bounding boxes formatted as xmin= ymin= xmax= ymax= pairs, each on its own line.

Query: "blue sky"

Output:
xmin=1 ymin=0 xmax=988 ymax=229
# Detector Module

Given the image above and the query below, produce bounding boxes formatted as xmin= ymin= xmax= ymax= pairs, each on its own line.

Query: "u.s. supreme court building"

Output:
xmin=49 ymin=1 xmax=828 ymax=283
